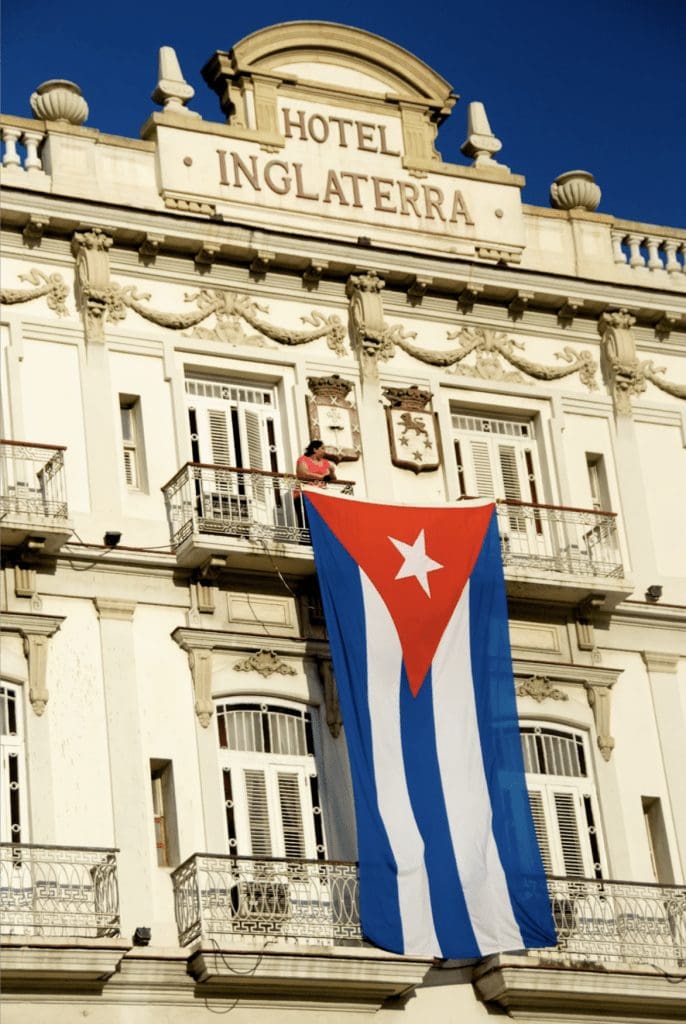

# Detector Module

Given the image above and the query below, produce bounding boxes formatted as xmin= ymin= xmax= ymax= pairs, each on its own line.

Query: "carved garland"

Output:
xmin=0 ymin=269 xmax=69 ymax=316
xmin=233 ymin=649 xmax=297 ymax=679
xmin=395 ymin=326 xmax=599 ymax=390
xmin=515 ymin=675 xmax=569 ymax=703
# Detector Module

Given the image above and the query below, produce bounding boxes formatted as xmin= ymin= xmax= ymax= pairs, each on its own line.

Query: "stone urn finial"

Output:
xmin=30 ymin=80 xmax=88 ymax=125
xmin=550 ymin=170 xmax=601 ymax=212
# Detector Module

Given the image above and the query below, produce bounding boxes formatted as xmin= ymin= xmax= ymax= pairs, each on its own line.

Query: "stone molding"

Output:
xmin=94 ymin=598 xmax=136 ymax=621
xmin=641 ymin=650 xmax=680 ymax=674
xmin=1 ymin=612 xmax=65 ymax=716
xmin=233 ymin=649 xmax=297 ymax=679
xmin=0 ymin=268 xmax=69 ymax=315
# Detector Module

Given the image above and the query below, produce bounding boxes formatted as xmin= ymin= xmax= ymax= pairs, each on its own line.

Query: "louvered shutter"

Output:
xmin=469 ymin=440 xmax=496 ymax=497
xmin=277 ymin=772 xmax=307 ymax=859
xmin=497 ymin=445 xmax=524 ymax=501
xmin=527 ymin=786 xmax=553 ymax=874
xmin=553 ymin=790 xmax=588 ymax=878
xmin=0 ymin=684 xmax=26 ymax=845
xmin=244 ymin=769 xmax=273 ymax=856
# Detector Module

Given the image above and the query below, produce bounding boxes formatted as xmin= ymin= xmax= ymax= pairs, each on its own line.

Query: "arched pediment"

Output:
xmin=206 ymin=21 xmax=456 ymax=120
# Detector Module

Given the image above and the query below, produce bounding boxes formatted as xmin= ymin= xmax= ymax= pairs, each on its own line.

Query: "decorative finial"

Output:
xmin=152 ymin=46 xmax=199 ymax=118
xmin=460 ymin=102 xmax=502 ymax=166
xmin=30 ymin=80 xmax=88 ymax=125
xmin=550 ymin=170 xmax=601 ymax=212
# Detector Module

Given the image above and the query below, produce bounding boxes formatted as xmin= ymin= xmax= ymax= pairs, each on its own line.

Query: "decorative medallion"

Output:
xmin=233 ymin=649 xmax=297 ymax=679
xmin=306 ymin=375 xmax=361 ymax=462
xmin=382 ymin=385 xmax=441 ymax=474
xmin=515 ymin=675 xmax=568 ymax=703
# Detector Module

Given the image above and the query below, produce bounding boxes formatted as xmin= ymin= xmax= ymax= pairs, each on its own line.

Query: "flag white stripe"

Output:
xmin=432 ymin=581 xmax=524 ymax=953
xmin=361 ymin=570 xmax=441 ymax=957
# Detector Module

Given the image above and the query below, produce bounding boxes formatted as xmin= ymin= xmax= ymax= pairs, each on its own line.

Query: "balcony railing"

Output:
xmin=0 ymin=440 xmax=69 ymax=521
xmin=545 ymin=876 xmax=686 ymax=969
xmin=495 ymin=499 xmax=624 ymax=579
xmin=172 ymin=854 xmax=361 ymax=948
xmin=0 ymin=843 xmax=120 ymax=938
xmin=162 ymin=463 xmax=353 ymax=549
xmin=172 ymin=857 xmax=686 ymax=969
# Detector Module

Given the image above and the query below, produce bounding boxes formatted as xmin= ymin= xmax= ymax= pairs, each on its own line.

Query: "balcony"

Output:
xmin=0 ymin=843 xmax=126 ymax=985
xmin=0 ymin=440 xmax=72 ymax=554
xmin=474 ymin=876 xmax=686 ymax=1017
xmin=494 ymin=499 xmax=631 ymax=606
xmin=162 ymin=463 xmax=353 ymax=571
xmin=171 ymin=854 xmax=430 ymax=1001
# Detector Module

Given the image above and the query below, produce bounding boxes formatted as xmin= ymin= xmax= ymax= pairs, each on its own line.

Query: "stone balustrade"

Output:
xmin=1 ymin=119 xmax=47 ymax=175
xmin=611 ymin=224 xmax=686 ymax=274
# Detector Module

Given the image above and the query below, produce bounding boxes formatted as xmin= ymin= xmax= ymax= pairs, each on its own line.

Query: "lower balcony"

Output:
xmin=0 ymin=842 xmax=126 ymax=985
xmin=495 ymin=499 xmax=632 ymax=606
xmin=162 ymin=463 xmax=353 ymax=570
xmin=0 ymin=440 xmax=72 ymax=554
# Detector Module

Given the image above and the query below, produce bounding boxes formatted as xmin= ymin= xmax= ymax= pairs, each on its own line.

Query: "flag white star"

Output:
xmin=388 ymin=529 xmax=444 ymax=597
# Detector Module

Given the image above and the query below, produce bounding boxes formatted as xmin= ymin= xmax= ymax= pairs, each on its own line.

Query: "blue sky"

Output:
xmin=4 ymin=0 xmax=684 ymax=228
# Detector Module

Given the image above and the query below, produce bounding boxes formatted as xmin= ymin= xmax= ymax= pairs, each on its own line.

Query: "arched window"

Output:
xmin=216 ymin=701 xmax=325 ymax=862
xmin=521 ymin=724 xmax=605 ymax=879
xmin=1 ymin=683 xmax=27 ymax=844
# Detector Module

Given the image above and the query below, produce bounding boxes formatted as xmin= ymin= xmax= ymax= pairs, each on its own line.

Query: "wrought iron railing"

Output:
xmin=0 ymin=440 xmax=69 ymax=521
xmin=545 ymin=876 xmax=686 ymax=969
xmin=162 ymin=463 xmax=353 ymax=548
xmin=172 ymin=858 xmax=686 ymax=968
xmin=0 ymin=843 xmax=120 ymax=938
xmin=172 ymin=854 xmax=361 ymax=948
xmin=494 ymin=499 xmax=623 ymax=578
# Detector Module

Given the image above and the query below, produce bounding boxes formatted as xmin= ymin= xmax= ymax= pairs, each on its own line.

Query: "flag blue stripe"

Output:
xmin=306 ymin=501 xmax=405 ymax=952
xmin=399 ymin=666 xmax=480 ymax=957
xmin=468 ymin=513 xmax=557 ymax=948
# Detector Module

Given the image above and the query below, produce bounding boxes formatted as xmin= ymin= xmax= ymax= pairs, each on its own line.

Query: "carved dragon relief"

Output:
xmin=0 ymin=269 xmax=69 ymax=316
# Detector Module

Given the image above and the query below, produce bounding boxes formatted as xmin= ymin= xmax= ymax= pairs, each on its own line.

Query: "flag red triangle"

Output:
xmin=306 ymin=493 xmax=493 ymax=695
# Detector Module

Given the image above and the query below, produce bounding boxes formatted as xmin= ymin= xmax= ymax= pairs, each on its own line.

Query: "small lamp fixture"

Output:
xmin=645 ymin=584 xmax=662 ymax=603
xmin=103 ymin=531 xmax=122 ymax=548
xmin=133 ymin=926 xmax=151 ymax=947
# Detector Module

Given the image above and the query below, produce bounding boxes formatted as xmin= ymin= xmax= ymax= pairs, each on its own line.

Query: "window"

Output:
xmin=186 ymin=377 xmax=282 ymax=475
xmin=150 ymin=760 xmax=179 ymax=868
xmin=642 ymin=796 xmax=674 ymax=884
xmin=452 ymin=413 xmax=543 ymax=503
xmin=0 ymin=683 xmax=27 ymax=844
xmin=216 ymin=701 xmax=325 ymax=861
xmin=586 ymin=453 xmax=611 ymax=512
xmin=521 ymin=724 xmax=605 ymax=879
xmin=119 ymin=396 xmax=147 ymax=491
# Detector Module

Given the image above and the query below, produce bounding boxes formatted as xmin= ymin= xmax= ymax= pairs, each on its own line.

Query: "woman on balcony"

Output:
xmin=296 ymin=440 xmax=337 ymax=486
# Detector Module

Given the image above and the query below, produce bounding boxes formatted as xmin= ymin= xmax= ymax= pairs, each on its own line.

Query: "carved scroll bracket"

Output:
xmin=317 ymin=657 xmax=342 ymax=738
xmin=171 ymin=629 xmax=215 ymax=727
xmin=346 ymin=271 xmax=416 ymax=381
xmin=71 ymin=228 xmax=114 ymax=343
xmin=1 ymin=612 xmax=65 ymax=716
xmin=598 ymin=309 xmax=686 ymax=412
xmin=584 ymin=680 xmax=616 ymax=761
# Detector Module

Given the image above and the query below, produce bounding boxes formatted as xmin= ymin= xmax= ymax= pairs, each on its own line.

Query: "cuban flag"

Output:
xmin=305 ymin=491 xmax=556 ymax=959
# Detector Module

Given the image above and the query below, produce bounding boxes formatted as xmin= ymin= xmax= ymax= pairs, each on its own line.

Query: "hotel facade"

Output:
xmin=1 ymin=21 xmax=685 ymax=1022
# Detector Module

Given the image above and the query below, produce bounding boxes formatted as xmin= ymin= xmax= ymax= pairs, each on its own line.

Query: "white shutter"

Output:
xmin=207 ymin=409 xmax=232 ymax=466
xmin=244 ymin=769 xmax=273 ymax=856
xmin=527 ymin=786 xmax=553 ymax=874
xmin=469 ymin=440 xmax=496 ymax=497
xmin=0 ymin=684 xmax=27 ymax=845
xmin=553 ymin=790 xmax=587 ymax=878
xmin=497 ymin=444 xmax=524 ymax=501
xmin=277 ymin=772 xmax=307 ymax=859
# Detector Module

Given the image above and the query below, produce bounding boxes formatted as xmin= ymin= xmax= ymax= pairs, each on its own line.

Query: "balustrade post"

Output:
xmin=22 ymin=130 xmax=44 ymax=172
xmin=2 ymin=126 xmax=21 ymax=167
xmin=644 ymin=236 xmax=662 ymax=270
xmin=611 ymin=231 xmax=627 ymax=265
xmin=627 ymin=234 xmax=645 ymax=268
